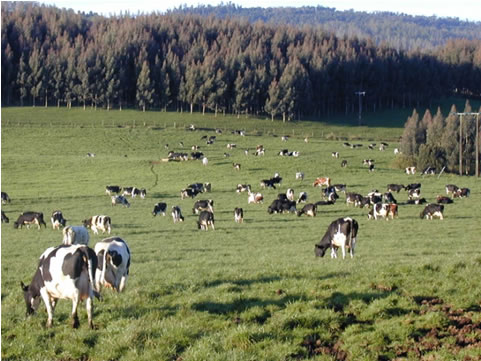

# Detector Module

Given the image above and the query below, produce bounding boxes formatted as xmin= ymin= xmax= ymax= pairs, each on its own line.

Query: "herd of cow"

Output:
xmin=1 ymin=132 xmax=473 ymax=329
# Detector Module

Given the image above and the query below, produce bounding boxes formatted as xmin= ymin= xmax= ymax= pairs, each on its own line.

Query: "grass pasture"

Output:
xmin=1 ymin=107 xmax=481 ymax=361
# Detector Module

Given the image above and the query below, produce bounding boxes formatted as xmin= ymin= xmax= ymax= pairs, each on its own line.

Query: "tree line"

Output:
xmin=2 ymin=2 xmax=481 ymax=121
xmin=400 ymin=100 xmax=481 ymax=175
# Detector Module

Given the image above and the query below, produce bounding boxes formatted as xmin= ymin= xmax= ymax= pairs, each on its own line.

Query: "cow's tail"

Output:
xmin=85 ymin=248 xmax=101 ymax=299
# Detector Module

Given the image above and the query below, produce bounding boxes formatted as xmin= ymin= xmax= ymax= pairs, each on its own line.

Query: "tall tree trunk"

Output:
xmin=190 ymin=103 xmax=193 ymax=114
xmin=215 ymin=104 xmax=218 ymax=117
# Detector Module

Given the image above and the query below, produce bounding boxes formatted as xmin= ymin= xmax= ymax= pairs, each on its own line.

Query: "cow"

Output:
xmin=271 ymin=174 xmax=283 ymax=186
xmin=51 ymin=210 xmax=67 ymax=230
xmin=436 ymin=196 xmax=453 ymax=204
xmin=363 ymin=159 xmax=374 ymax=166
xmin=313 ymin=177 xmax=331 ymax=188
xmin=192 ymin=150 xmax=202 ymax=159
xmin=171 ymin=206 xmax=184 ymax=223
xmin=234 ymin=208 xmax=244 ymax=223
xmin=94 ymin=237 xmax=130 ymax=293
xmin=105 ymin=185 xmax=121 ymax=195
xmin=408 ymin=188 xmax=421 ymax=200
xmin=2 ymin=210 xmax=9 ymax=223
xmin=406 ymin=198 xmax=427 ymax=205
xmin=289 ymin=151 xmax=300 ymax=157
xmin=20 ymin=244 xmax=98 ymax=328
xmin=188 ymin=183 xmax=208 ymax=193
xmin=111 ymin=195 xmax=130 ymax=208
xmin=343 ymin=142 xmax=351 ymax=147
xmin=236 ymin=184 xmax=251 ymax=193
xmin=2 ymin=191 xmax=11 ymax=203
xmin=383 ymin=192 xmax=397 ymax=204
xmin=202 ymin=157 xmax=208 ymax=166
xmin=296 ymin=172 xmax=305 ymax=180
xmin=445 ymin=184 xmax=459 ymax=196
xmin=394 ymin=148 xmax=401 ymax=154
xmin=420 ymin=204 xmax=444 ymax=220
xmin=297 ymin=203 xmax=316 ymax=217
xmin=192 ymin=199 xmax=214 ymax=214
xmin=191 ymin=145 xmax=200 ymax=151
xmin=254 ymin=145 xmax=265 ymax=156
xmin=14 ymin=212 xmax=46 ymax=230
xmin=454 ymin=188 xmax=470 ymax=198
xmin=181 ymin=188 xmax=201 ymax=199
xmin=315 ymin=200 xmax=335 ymax=206
xmin=405 ymin=166 xmax=416 ymax=175
xmin=314 ymin=218 xmax=358 ymax=259
xmin=405 ymin=183 xmax=421 ymax=191
xmin=341 ymin=160 xmax=348 ymax=168
xmin=277 ymin=193 xmax=288 ymax=201
xmin=233 ymin=163 xmax=241 ymax=171
xmin=346 ymin=192 xmax=363 ymax=207
xmin=83 ymin=215 xmax=112 ymax=235
xmin=333 ymin=184 xmax=347 ymax=193
xmin=152 ymin=202 xmax=167 ymax=216
xmin=281 ymin=135 xmax=289 ymax=141
xmin=267 ymin=199 xmax=296 ymax=214
xmin=62 ymin=226 xmax=90 ymax=245
xmin=387 ymin=203 xmax=398 ymax=219
xmin=87 ymin=152 xmax=96 ymax=157
xmin=367 ymin=203 xmax=389 ymax=220
xmin=332 ymin=152 xmax=339 ymax=158
xmin=387 ymin=184 xmax=404 ymax=193
xmin=197 ymin=211 xmax=215 ymax=230
xmin=248 ymin=191 xmax=264 ymax=204
xmin=297 ymin=192 xmax=308 ymax=204
xmin=286 ymin=188 xmax=295 ymax=201
xmin=260 ymin=179 xmax=277 ymax=189
xmin=121 ymin=187 xmax=135 ymax=197
xmin=227 ymin=143 xmax=237 ymax=149
xmin=423 ymin=167 xmax=436 ymax=175
xmin=133 ymin=187 xmax=147 ymax=198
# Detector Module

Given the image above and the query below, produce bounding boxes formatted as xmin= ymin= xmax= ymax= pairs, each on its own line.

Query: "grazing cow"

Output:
xmin=315 ymin=200 xmax=335 ymax=206
xmin=314 ymin=217 xmax=358 ymax=259
xmin=254 ymin=145 xmax=265 ymax=156
xmin=236 ymin=184 xmax=251 ymax=193
xmin=87 ymin=152 xmax=96 ymax=157
xmin=367 ymin=203 xmax=389 ymax=220
xmin=333 ymin=184 xmax=347 ymax=193
xmin=387 ymin=184 xmax=405 ymax=193
xmin=188 ymin=183 xmax=207 ymax=193
xmin=171 ymin=206 xmax=184 ymax=223
xmin=281 ymin=135 xmax=289 ymax=141
xmin=152 ymin=202 xmax=167 ymax=216
xmin=192 ymin=145 xmax=199 ymax=151
xmin=288 ymin=151 xmax=300 ymax=157
xmin=14 ymin=212 xmax=46 ymax=230
xmin=341 ymin=160 xmax=348 ymax=167
xmin=420 ymin=204 xmax=444 ymax=220
xmin=286 ymin=188 xmax=295 ymax=201
xmin=216 ymin=128 xmax=222 ymax=134
xmin=248 ymin=191 xmax=264 ymax=204
xmin=436 ymin=196 xmax=453 ymax=204
xmin=1 ymin=191 xmax=11 ymax=204
xmin=346 ymin=192 xmax=363 ymax=207
xmin=405 ymin=166 xmax=416 ymax=175
xmin=260 ymin=179 xmax=277 ymax=189
xmin=406 ymin=198 xmax=427 ymax=205
xmin=62 ymin=226 xmax=90 ymax=245
xmin=51 ymin=211 xmax=67 ymax=230
xmin=123 ymin=188 xmax=146 ymax=198
xmin=296 ymin=172 xmax=305 ymax=180
xmin=445 ymin=184 xmax=459 ymax=196
xmin=405 ymin=183 xmax=421 ymax=191
xmin=271 ymin=175 xmax=283 ymax=186
xmin=332 ymin=152 xmax=339 ymax=158
xmin=105 ymin=185 xmax=121 ymax=195
xmin=454 ymin=188 xmax=470 ymax=198
xmin=297 ymin=203 xmax=316 ymax=217
xmin=2 ymin=210 xmax=9 ymax=223
xmin=267 ymin=199 xmax=297 ymax=214
xmin=234 ymin=208 xmax=244 ymax=223
xmin=168 ymin=151 xmax=189 ymax=161
xmin=197 ymin=211 xmax=215 ymax=230
xmin=83 ymin=215 xmax=112 ymax=235
xmin=379 ymin=144 xmax=386 ymax=151
xmin=326 ymin=189 xmax=339 ymax=202
xmin=343 ymin=142 xmax=351 ymax=147
xmin=363 ymin=159 xmax=375 ymax=166
xmin=408 ymin=188 xmax=421 ymax=200
xmin=20 ymin=244 xmax=98 ymax=328
xmin=227 ymin=143 xmax=237 ymax=149
xmin=181 ymin=188 xmax=201 ymax=199
xmin=279 ymin=149 xmax=289 ymax=156
xmin=202 ymin=157 xmax=208 ymax=166
xmin=233 ymin=163 xmax=241 ymax=171
xmin=94 ymin=237 xmax=130 ymax=292
xmin=209 ymin=136 xmax=217 ymax=142
xmin=423 ymin=166 xmax=436 ymax=175
xmin=192 ymin=199 xmax=214 ymax=214
xmin=368 ymin=144 xmax=374 ymax=150
xmin=191 ymin=152 xmax=204 ymax=160
xmin=111 ymin=195 xmax=130 ymax=208
xmin=313 ymin=177 xmax=331 ymax=188
xmin=297 ymin=192 xmax=308 ymax=204
xmin=383 ymin=192 xmax=397 ymax=204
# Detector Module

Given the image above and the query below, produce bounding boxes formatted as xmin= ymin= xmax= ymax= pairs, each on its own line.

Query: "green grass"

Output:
xmin=2 ymin=107 xmax=481 ymax=361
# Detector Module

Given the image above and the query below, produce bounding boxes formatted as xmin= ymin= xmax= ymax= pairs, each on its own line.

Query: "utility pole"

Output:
xmin=355 ymin=91 xmax=365 ymax=126
xmin=453 ymin=112 xmax=481 ymax=177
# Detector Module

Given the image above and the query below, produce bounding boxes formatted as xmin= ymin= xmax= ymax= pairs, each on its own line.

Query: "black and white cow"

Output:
xmin=152 ymin=202 xmax=167 ymax=216
xmin=297 ymin=192 xmax=308 ymax=204
xmin=454 ymin=188 xmax=470 ymax=198
xmin=192 ymin=199 xmax=214 ymax=214
xmin=83 ymin=215 xmax=112 ymax=235
xmin=21 ymin=244 xmax=98 ymax=328
xmin=333 ymin=184 xmax=346 ymax=193
xmin=181 ymin=188 xmax=201 ymax=199
xmin=197 ymin=211 xmax=215 ymax=230
xmin=236 ymin=184 xmax=251 ymax=193
xmin=405 ymin=166 xmax=416 ymax=175
xmin=332 ymin=152 xmax=340 ymax=158
xmin=367 ymin=203 xmax=389 ymax=220
xmin=436 ymin=196 xmax=453 ymax=204
xmin=2 ymin=191 xmax=11 ymax=204
xmin=171 ymin=206 xmax=184 ymax=223
xmin=105 ymin=185 xmax=121 ymax=195
xmin=314 ymin=218 xmax=359 ymax=259
xmin=445 ymin=184 xmax=459 ymax=196
xmin=297 ymin=203 xmax=317 ymax=217
xmin=406 ymin=198 xmax=427 ymax=205
xmin=387 ymin=184 xmax=405 ymax=193
xmin=383 ymin=192 xmax=397 ymax=204
xmin=191 ymin=151 xmax=204 ymax=160
xmin=111 ymin=195 xmax=130 ymax=208
xmin=405 ymin=183 xmax=421 ymax=191
xmin=51 ymin=210 xmax=67 ymax=230
xmin=420 ymin=204 xmax=444 ymax=220
xmin=346 ymin=192 xmax=363 ymax=207
xmin=408 ymin=188 xmax=421 ymax=200
xmin=62 ymin=226 xmax=90 ymax=245
xmin=286 ymin=188 xmax=295 ymax=201
xmin=248 ymin=191 xmax=264 ymax=204
xmin=234 ymin=207 xmax=244 ymax=223
xmin=132 ymin=188 xmax=147 ymax=198
xmin=2 ymin=210 xmax=9 ymax=223
xmin=341 ymin=160 xmax=348 ymax=168
xmin=423 ymin=166 xmax=436 ymax=175
xmin=267 ymin=199 xmax=297 ymax=214
xmin=14 ymin=212 xmax=46 ymax=230
xmin=94 ymin=237 xmax=131 ymax=292
xmin=260 ymin=179 xmax=277 ymax=189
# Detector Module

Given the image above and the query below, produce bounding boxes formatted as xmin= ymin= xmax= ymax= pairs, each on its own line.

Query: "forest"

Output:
xmin=1 ymin=2 xmax=481 ymax=121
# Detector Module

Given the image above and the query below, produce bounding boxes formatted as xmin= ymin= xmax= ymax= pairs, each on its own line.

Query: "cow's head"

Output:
xmin=13 ymin=222 xmax=20 ymax=229
xmin=419 ymin=211 xmax=426 ymax=219
xmin=82 ymin=219 xmax=90 ymax=227
xmin=20 ymin=281 xmax=40 ymax=316
xmin=314 ymin=243 xmax=328 ymax=257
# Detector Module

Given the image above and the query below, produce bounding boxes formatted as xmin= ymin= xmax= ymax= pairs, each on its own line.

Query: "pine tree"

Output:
xmin=426 ymin=107 xmax=445 ymax=147
xmin=441 ymin=104 xmax=460 ymax=173
xmin=400 ymin=109 xmax=420 ymax=156
xmin=136 ymin=60 xmax=154 ymax=112
xmin=265 ymin=80 xmax=281 ymax=121
xmin=28 ymin=45 xmax=44 ymax=107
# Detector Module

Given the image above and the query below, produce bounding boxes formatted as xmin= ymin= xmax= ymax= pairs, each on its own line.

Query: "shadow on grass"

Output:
xmin=326 ymin=290 xmax=396 ymax=312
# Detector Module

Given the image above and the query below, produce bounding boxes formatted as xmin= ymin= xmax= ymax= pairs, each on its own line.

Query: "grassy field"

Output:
xmin=1 ymin=107 xmax=481 ymax=361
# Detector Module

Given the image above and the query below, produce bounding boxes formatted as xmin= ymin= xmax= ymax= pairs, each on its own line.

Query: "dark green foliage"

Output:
xmin=417 ymin=144 xmax=447 ymax=172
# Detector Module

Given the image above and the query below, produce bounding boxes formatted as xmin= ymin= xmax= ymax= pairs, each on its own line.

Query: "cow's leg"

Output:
xmin=211 ymin=222 xmax=215 ymax=231
xmin=350 ymin=240 xmax=355 ymax=258
xmin=40 ymin=288 xmax=54 ymax=328
xmin=71 ymin=293 xmax=80 ymax=328
xmin=119 ymin=274 xmax=128 ymax=292
xmin=86 ymin=296 xmax=94 ymax=329
xmin=341 ymin=245 xmax=346 ymax=259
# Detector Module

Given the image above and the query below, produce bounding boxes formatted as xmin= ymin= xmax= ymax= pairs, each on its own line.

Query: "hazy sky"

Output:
xmin=39 ymin=0 xmax=481 ymax=22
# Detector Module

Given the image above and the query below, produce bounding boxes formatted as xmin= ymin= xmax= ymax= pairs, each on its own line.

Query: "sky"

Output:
xmin=39 ymin=0 xmax=481 ymax=22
